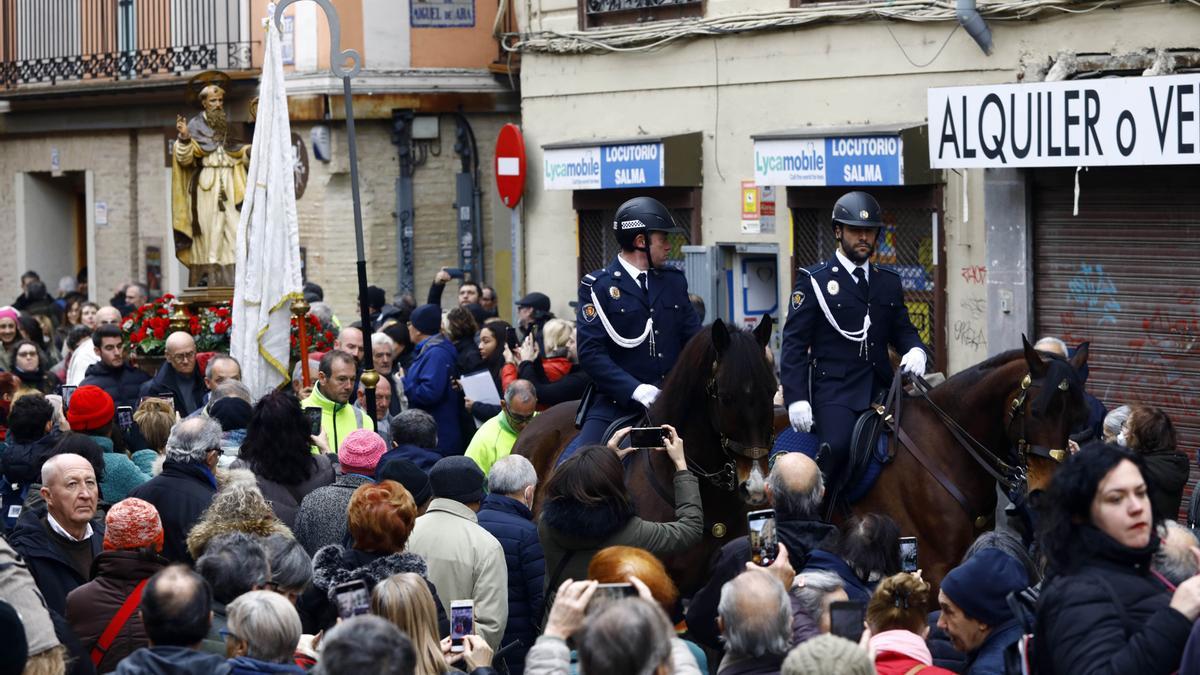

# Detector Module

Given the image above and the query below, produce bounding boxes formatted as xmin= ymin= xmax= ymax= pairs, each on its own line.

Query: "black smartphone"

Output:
xmin=61 ymin=385 xmax=77 ymax=411
xmin=303 ymin=407 xmax=323 ymax=436
xmin=445 ymin=267 xmax=465 ymax=279
xmin=747 ymin=508 xmax=779 ymax=566
xmin=899 ymin=536 xmax=919 ymax=573
xmin=629 ymin=426 xmax=667 ymax=449
xmin=333 ymin=579 xmax=371 ymax=619
xmin=505 ymin=326 xmax=520 ymax=350
xmin=450 ymin=600 xmax=475 ymax=653
xmin=116 ymin=405 xmax=134 ymax=431
xmin=829 ymin=600 xmax=866 ymax=642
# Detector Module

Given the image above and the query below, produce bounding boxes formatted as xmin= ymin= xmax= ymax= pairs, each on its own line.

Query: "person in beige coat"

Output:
xmin=406 ymin=456 xmax=509 ymax=650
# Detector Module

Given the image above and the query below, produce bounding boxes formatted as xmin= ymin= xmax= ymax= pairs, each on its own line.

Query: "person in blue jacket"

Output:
xmin=563 ymin=196 xmax=701 ymax=463
xmin=780 ymin=191 xmax=928 ymax=497
xmin=402 ymin=304 xmax=463 ymax=457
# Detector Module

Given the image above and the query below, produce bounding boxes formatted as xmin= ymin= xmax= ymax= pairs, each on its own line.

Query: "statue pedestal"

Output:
xmin=177 ymin=285 xmax=234 ymax=307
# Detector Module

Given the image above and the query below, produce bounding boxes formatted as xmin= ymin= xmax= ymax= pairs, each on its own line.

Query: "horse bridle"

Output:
xmin=685 ymin=358 xmax=773 ymax=492
xmin=1007 ymin=373 xmax=1070 ymax=463
xmin=909 ymin=370 xmax=1070 ymax=496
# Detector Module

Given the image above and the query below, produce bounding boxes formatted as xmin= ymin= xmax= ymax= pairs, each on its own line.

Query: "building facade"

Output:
xmin=513 ymin=0 xmax=1200 ymax=479
xmin=0 ymin=0 xmax=519 ymax=318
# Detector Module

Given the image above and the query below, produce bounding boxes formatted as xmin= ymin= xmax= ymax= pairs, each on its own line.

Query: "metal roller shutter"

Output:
xmin=1033 ymin=166 xmax=1200 ymax=519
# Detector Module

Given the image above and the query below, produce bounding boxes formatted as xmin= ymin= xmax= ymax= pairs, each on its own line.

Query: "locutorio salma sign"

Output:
xmin=929 ymin=74 xmax=1200 ymax=168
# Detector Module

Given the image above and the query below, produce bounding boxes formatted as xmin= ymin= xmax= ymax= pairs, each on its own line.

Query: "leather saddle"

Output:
xmin=843 ymin=374 xmax=906 ymax=499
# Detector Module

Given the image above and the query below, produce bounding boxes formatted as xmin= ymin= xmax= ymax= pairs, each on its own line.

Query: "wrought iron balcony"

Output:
xmin=585 ymin=0 xmax=701 ymax=16
xmin=0 ymin=0 xmax=255 ymax=90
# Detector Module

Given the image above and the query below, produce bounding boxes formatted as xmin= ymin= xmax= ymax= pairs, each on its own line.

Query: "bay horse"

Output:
xmin=515 ymin=317 xmax=779 ymax=594
xmin=834 ymin=337 xmax=1090 ymax=584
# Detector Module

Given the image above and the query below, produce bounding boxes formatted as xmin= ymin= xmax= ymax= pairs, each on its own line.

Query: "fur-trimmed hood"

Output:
xmin=540 ymin=497 xmax=632 ymax=544
xmin=311 ymin=544 xmax=428 ymax=596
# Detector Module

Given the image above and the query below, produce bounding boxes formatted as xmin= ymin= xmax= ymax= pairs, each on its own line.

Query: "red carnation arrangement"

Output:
xmin=290 ymin=312 xmax=335 ymax=363
xmin=124 ymin=295 xmax=233 ymax=356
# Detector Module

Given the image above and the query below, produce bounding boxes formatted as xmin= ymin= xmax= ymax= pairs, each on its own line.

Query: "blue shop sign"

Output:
xmin=754 ymin=134 xmax=907 ymax=187
xmin=600 ymin=143 xmax=664 ymax=189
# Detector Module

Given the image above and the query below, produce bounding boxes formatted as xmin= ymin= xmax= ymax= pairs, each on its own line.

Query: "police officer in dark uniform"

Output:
xmin=780 ymin=191 xmax=928 ymax=491
xmin=560 ymin=196 xmax=702 ymax=464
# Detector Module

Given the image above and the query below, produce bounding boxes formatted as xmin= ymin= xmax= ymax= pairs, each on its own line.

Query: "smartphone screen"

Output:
xmin=333 ymin=580 xmax=370 ymax=619
xmin=899 ymin=536 xmax=919 ymax=573
xmin=747 ymin=509 xmax=778 ymax=566
xmin=505 ymin=326 xmax=520 ymax=350
xmin=303 ymin=407 xmax=323 ymax=436
xmin=116 ymin=406 xmax=134 ymax=430
xmin=450 ymin=601 xmax=474 ymax=653
xmin=61 ymin=385 xmax=76 ymax=411
xmin=829 ymin=600 xmax=866 ymax=642
xmin=629 ymin=427 xmax=667 ymax=449
xmin=593 ymin=582 xmax=637 ymax=602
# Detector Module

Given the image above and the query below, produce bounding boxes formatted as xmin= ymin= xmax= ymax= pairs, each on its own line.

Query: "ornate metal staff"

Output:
xmin=273 ymin=0 xmax=378 ymax=420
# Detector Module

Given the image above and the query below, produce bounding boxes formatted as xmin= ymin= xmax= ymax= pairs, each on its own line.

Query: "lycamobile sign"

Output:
xmin=754 ymin=136 xmax=903 ymax=186
xmin=543 ymin=142 xmax=664 ymax=190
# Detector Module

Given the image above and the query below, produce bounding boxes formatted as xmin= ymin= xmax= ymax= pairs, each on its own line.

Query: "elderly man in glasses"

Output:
xmin=465 ymin=379 xmax=538 ymax=476
xmin=139 ymin=332 xmax=208 ymax=416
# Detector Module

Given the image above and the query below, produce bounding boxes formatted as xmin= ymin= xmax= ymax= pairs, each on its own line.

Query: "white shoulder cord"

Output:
xmin=589 ymin=287 xmax=655 ymax=355
xmin=808 ymin=275 xmax=870 ymax=356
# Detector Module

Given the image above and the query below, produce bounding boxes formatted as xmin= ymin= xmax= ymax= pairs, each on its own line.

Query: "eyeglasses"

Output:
xmin=168 ymin=351 xmax=196 ymax=362
xmin=219 ymin=628 xmax=240 ymax=642
xmin=506 ymin=410 xmax=535 ymax=425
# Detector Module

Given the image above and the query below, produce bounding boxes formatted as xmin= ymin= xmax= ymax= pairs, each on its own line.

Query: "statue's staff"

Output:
xmin=273 ymin=0 xmax=378 ymax=419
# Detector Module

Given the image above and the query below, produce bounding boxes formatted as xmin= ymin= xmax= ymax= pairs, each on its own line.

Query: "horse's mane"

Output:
xmin=656 ymin=323 xmax=777 ymax=426
xmin=932 ymin=348 xmax=1083 ymax=417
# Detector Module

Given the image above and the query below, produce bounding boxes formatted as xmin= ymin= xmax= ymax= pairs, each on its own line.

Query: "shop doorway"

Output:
xmin=15 ymin=171 xmax=88 ymax=295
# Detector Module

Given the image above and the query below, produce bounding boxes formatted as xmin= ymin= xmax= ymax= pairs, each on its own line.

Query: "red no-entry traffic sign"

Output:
xmin=494 ymin=123 xmax=526 ymax=208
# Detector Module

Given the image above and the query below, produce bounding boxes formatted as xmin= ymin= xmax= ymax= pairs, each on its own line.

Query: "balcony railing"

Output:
xmin=585 ymin=0 xmax=700 ymax=15
xmin=1 ymin=0 xmax=254 ymax=90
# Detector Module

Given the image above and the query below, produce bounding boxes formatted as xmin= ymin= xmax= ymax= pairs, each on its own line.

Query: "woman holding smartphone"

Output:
xmin=537 ymin=425 xmax=702 ymax=617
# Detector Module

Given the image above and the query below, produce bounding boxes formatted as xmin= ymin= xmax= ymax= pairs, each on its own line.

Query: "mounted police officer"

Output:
xmin=780 ymin=191 xmax=928 ymax=494
xmin=561 ymin=196 xmax=702 ymax=464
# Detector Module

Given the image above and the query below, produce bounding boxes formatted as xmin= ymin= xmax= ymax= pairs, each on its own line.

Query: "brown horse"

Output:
xmin=515 ymin=317 xmax=779 ymax=594
xmin=836 ymin=337 xmax=1090 ymax=584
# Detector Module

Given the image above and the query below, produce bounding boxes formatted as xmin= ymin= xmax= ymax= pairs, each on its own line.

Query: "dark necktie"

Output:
xmin=638 ymin=272 xmax=649 ymax=299
xmin=853 ymin=267 xmax=868 ymax=294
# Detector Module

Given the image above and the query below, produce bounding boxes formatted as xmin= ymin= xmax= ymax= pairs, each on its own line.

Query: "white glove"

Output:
xmin=900 ymin=348 xmax=927 ymax=378
xmin=788 ymin=401 xmax=813 ymax=433
xmin=632 ymin=384 xmax=661 ymax=409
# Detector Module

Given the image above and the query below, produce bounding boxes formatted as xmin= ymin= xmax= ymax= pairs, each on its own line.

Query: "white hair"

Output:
xmin=1034 ymin=336 xmax=1069 ymax=358
xmin=227 ymin=591 xmax=303 ymax=664
xmin=41 ymin=453 xmax=92 ymax=485
xmin=1103 ymin=405 xmax=1132 ymax=441
xmin=718 ymin=572 xmax=793 ymax=659
xmin=371 ymin=332 xmax=396 ymax=351
xmin=165 ymin=417 xmax=223 ymax=464
xmin=488 ymin=455 xmax=537 ymax=495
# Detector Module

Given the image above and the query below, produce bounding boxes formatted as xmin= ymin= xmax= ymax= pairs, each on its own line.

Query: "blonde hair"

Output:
xmin=371 ymin=573 xmax=448 ymax=675
xmin=134 ymin=398 xmax=176 ymax=453
xmin=866 ymin=573 xmax=932 ymax=635
xmin=542 ymin=318 xmax=574 ymax=357
xmin=22 ymin=645 xmax=66 ymax=675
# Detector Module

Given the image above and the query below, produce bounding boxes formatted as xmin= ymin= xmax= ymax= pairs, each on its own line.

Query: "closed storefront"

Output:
xmin=1032 ymin=166 xmax=1200 ymax=510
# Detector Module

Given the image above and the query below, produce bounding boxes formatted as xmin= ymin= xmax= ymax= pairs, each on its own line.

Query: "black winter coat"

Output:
xmin=1 ymin=431 xmax=63 ymax=530
xmin=7 ymin=505 xmax=105 ymax=615
xmin=127 ymin=460 xmax=217 ymax=565
xmin=138 ymin=362 xmax=207 ymax=417
xmin=1141 ymin=448 xmax=1189 ymax=521
xmin=1035 ymin=526 xmax=1192 ymax=675
xmin=80 ymin=362 xmax=152 ymax=409
xmin=298 ymin=544 xmax=449 ymax=635
xmin=477 ymin=493 xmax=544 ymax=675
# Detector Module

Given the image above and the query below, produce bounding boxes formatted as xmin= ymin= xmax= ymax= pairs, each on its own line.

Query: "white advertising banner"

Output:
xmin=543 ymin=146 xmax=602 ymax=190
xmin=929 ymin=74 xmax=1200 ymax=168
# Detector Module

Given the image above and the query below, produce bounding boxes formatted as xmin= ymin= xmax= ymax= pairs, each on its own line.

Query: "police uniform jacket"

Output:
xmin=781 ymin=257 xmax=925 ymax=411
xmin=576 ymin=257 xmax=701 ymax=416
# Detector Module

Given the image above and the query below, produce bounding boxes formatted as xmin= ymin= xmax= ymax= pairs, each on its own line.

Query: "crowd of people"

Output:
xmin=1 ymin=264 xmax=1198 ymax=675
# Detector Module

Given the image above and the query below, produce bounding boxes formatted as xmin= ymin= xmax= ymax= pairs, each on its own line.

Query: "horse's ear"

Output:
xmin=1022 ymin=334 xmax=1048 ymax=377
xmin=1070 ymin=341 xmax=1090 ymax=371
xmin=752 ymin=315 xmax=773 ymax=348
xmin=711 ymin=318 xmax=730 ymax=355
